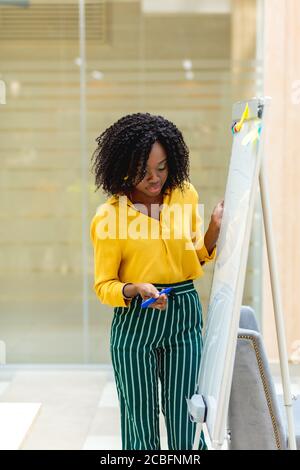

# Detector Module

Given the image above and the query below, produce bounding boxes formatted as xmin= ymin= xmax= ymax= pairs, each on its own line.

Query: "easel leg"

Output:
xmin=192 ymin=422 xmax=203 ymax=450
xmin=259 ymin=158 xmax=297 ymax=450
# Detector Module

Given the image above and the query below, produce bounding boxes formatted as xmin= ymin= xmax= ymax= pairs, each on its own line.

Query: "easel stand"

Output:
xmin=189 ymin=99 xmax=297 ymax=450
xmin=259 ymin=157 xmax=297 ymax=450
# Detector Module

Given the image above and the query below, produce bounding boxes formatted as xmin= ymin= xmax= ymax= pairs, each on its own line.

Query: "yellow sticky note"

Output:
xmin=235 ymin=103 xmax=249 ymax=133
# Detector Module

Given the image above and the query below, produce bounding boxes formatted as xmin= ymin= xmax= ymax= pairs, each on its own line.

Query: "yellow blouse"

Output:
xmin=90 ymin=181 xmax=216 ymax=307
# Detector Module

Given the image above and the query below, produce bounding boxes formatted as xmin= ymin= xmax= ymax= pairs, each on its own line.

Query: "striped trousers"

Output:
xmin=110 ymin=280 xmax=207 ymax=450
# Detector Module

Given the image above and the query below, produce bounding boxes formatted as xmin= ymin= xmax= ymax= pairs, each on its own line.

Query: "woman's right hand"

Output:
xmin=135 ymin=283 xmax=168 ymax=310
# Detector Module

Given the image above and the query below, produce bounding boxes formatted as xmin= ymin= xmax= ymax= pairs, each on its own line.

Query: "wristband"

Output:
xmin=122 ymin=283 xmax=134 ymax=299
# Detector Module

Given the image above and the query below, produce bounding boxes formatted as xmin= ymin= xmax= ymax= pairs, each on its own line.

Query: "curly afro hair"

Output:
xmin=91 ymin=112 xmax=190 ymax=197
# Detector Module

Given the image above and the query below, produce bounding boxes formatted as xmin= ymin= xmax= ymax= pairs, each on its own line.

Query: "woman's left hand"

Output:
xmin=204 ymin=200 xmax=224 ymax=254
xmin=210 ymin=200 xmax=224 ymax=233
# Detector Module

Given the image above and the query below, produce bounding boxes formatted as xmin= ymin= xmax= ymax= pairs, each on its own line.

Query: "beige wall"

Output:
xmin=263 ymin=0 xmax=300 ymax=361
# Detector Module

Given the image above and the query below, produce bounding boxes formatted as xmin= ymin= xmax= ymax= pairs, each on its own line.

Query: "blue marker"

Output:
xmin=141 ymin=287 xmax=173 ymax=308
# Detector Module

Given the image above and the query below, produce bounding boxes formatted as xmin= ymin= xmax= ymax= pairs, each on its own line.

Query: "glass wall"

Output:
xmin=0 ymin=0 xmax=263 ymax=363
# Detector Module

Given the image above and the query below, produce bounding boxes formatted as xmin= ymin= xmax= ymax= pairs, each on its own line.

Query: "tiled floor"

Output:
xmin=0 ymin=402 xmax=41 ymax=450
xmin=0 ymin=364 xmax=299 ymax=450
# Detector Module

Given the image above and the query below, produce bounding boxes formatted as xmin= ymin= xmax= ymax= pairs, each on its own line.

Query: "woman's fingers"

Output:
xmin=142 ymin=291 xmax=168 ymax=310
xmin=151 ymin=294 xmax=167 ymax=310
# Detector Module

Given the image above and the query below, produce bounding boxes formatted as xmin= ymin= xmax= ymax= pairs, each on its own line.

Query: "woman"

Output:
xmin=90 ymin=112 xmax=223 ymax=450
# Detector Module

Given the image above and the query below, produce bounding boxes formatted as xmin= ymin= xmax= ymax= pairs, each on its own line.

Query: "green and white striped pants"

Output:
xmin=110 ymin=279 xmax=207 ymax=450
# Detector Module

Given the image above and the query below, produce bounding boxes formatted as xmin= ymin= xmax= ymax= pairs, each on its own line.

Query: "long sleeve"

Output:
xmin=90 ymin=214 xmax=132 ymax=308
xmin=190 ymin=186 xmax=217 ymax=265
xmin=90 ymin=184 xmax=215 ymax=297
